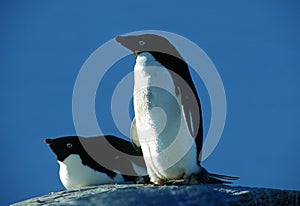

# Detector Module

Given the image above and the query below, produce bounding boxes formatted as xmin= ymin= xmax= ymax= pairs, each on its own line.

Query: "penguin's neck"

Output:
xmin=134 ymin=52 xmax=175 ymax=93
xmin=135 ymin=52 xmax=163 ymax=69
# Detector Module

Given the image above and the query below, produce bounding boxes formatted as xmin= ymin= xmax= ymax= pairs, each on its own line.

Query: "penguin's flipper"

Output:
xmin=130 ymin=117 xmax=141 ymax=151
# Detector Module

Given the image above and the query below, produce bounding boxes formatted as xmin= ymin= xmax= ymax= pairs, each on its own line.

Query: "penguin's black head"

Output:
xmin=44 ymin=136 xmax=83 ymax=162
xmin=116 ymin=34 xmax=182 ymax=60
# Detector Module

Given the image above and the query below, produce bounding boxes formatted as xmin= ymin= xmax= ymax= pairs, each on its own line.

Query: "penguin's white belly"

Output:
xmin=58 ymin=155 xmax=124 ymax=189
xmin=136 ymin=104 xmax=200 ymax=180
xmin=133 ymin=53 xmax=200 ymax=182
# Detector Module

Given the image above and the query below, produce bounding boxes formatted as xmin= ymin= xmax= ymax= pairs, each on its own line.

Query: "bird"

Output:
xmin=45 ymin=135 xmax=148 ymax=189
xmin=116 ymin=34 xmax=238 ymax=185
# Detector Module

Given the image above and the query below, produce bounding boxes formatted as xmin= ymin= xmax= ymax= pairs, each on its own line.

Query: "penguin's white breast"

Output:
xmin=133 ymin=52 xmax=178 ymax=139
xmin=58 ymin=154 xmax=124 ymax=189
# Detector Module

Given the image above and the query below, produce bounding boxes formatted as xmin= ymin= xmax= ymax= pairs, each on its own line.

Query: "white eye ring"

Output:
xmin=139 ymin=40 xmax=145 ymax=46
xmin=66 ymin=143 xmax=73 ymax=148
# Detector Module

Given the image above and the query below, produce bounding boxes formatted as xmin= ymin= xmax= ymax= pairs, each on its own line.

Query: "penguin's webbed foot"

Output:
xmin=164 ymin=179 xmax=189 ymax=185
xmin=134 ymin=176 xmax=151 ymax=184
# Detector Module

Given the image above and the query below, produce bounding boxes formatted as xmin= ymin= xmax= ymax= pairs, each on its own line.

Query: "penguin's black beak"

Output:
xmin=115 ymin=36 xmax=124 ymax=44
xmin=44 ymin=138 xmax=53 ymax=145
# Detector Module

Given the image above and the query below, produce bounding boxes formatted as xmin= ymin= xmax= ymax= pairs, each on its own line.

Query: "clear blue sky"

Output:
xmin=1 ymin=1 xmax=300 ymax=205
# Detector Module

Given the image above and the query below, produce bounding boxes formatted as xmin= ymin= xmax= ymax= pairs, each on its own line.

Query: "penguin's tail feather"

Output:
xmin=197 ymin=167 xmax=239 ymax=184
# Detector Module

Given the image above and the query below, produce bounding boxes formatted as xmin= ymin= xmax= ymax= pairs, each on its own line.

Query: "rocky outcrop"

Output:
xmin=12 ymin=184 xmax=300 ymax=206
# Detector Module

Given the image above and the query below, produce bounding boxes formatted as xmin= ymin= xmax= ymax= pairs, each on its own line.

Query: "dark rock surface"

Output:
xmin=12 ymin=184 xmax=300 ymax=206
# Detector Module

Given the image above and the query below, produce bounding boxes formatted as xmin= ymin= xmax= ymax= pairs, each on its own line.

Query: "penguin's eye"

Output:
xmin=66 ymin=143 xmax=73 ymax=148
xmin=138 ymin=40 xmax=145 ymax=46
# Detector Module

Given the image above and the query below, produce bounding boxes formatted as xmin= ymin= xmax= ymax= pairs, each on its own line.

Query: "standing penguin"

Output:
xmin=116 ymin=34 xmax=237 ymax=185
xmin=45 ymin=135 xmax=148 ymax=189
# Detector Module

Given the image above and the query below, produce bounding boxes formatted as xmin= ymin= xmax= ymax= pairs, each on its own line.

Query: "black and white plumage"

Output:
xmin=45 ymin=135 xmax=148 ymax=189
xmin=116 ymin=34 xmax=237 ymax=185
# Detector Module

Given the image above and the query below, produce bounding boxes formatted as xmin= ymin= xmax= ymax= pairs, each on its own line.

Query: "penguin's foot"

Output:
xmin=151 ymin=169 xmax=238 ymax=186
xmin=151 ymin=173 xmax=208 ymax=185
xmin=134 ymin=176 xmax=151 ymax=184
xmin=164 ymin=179 xmax=189 ymax=185
xmin=151 ymin=178 xmax=185 ymax=185
xmin=186 ymin=173 xmax=202 ymax=185
xmin=154 ymin=177 xmax=201 ymax=185
xmin=153 ymin=179 xmax=167 ymax=186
